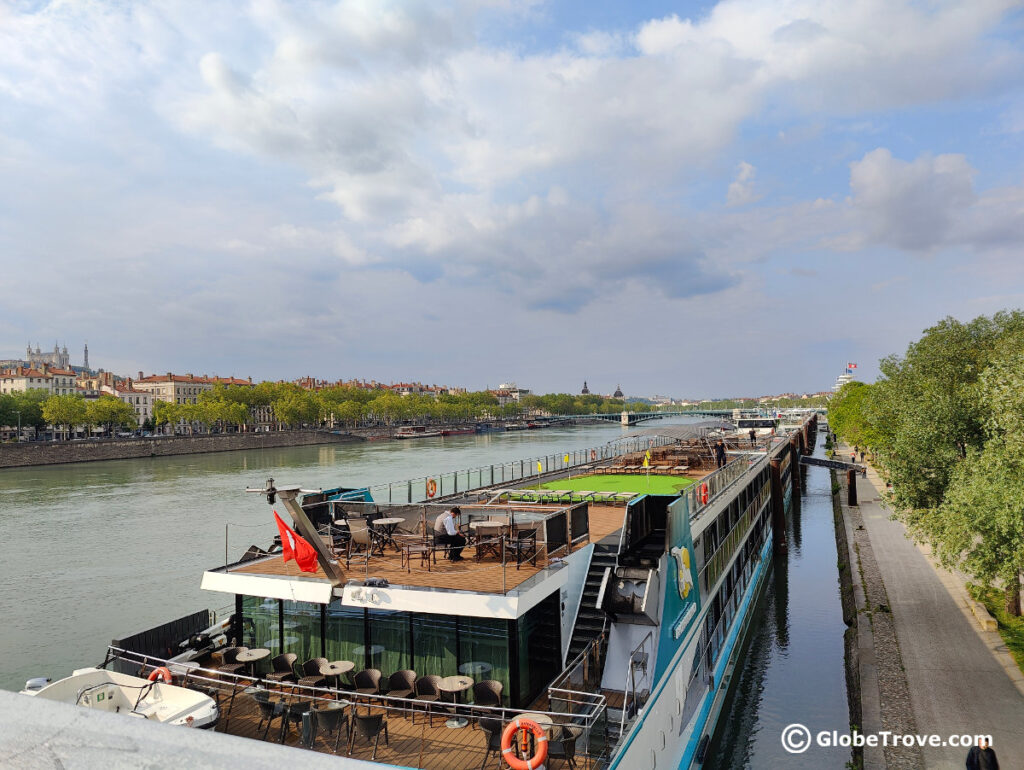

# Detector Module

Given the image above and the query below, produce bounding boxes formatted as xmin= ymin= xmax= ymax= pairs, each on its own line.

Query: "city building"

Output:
xmin=132 ymin=373 xmax=254 ymax=405
xmin=581 ymin=381 xmax=590 ymax=395
xmin=100 ymin=379 xmax=154 ymax=427
xmin=497 ymin=382 xmax=531 ymax=401
xmin=0 ymin=365 xmax=77 ymax=395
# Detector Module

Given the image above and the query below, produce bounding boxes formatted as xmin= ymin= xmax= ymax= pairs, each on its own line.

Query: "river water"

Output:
xmin=705 ymin=440 xmax=850 ymax=768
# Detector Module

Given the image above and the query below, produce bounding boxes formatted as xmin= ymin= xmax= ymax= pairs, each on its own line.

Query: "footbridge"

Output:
xmin=541 ymin=409 xmax=773 ymax=426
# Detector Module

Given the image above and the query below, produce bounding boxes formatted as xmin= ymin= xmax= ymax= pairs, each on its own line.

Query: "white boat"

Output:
xmin=21 ymin=667 xmax=219 ymax=729
xmin=394 ymin=426 xmax=442 ymax=439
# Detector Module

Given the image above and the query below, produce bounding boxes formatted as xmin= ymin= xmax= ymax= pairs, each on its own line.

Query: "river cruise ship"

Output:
xmin=93 ymin=416 xmax=817 ymax=768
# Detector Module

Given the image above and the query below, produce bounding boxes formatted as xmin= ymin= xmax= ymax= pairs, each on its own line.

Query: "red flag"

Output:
xmin=273 ymin=511 xmax=320 ymax=573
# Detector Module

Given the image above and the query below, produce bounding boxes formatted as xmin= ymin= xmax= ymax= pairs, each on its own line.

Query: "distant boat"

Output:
xmin=395 ymin=426 xmax=442 ymax=439
xmin=441 ymin=427 xmax=475 ymax=436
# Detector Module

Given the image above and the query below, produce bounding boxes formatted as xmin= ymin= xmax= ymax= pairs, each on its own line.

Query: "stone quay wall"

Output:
xmin=0 ymin=430 xmax=362 ymax=469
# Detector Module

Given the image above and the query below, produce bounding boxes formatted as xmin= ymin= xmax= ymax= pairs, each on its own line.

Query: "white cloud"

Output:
xmin=727 ymin=161 xmax=760 ymax=206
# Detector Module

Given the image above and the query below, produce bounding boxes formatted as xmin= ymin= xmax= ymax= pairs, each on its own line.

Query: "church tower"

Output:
xmin=581 ymin=380 xmax=590 ymax=395
xmin=83 ymin=342 xmax=89 ymax=371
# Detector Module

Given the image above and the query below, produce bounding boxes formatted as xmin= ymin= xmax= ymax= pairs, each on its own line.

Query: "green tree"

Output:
xmin=153 ymin=400 xmax=180 ymax=435
xmin=42 ymin=393 xmax=87 ymax=440
xmin=86 ymin=396 xmax=138 ymax=436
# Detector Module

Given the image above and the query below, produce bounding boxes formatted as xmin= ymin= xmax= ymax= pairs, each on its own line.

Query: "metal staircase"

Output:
xmin=566 ymin=543 xmax=618 ymax=663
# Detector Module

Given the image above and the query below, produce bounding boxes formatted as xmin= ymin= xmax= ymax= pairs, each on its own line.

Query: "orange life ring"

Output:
xmin=501 ymin=718 xmax=548 ymax=770
xmin=699 ymin=483 xmax=709 ymax=505
xmin=590 ymin=449 xmax=597 ymax=462
xmin=426 ymin=478 xmax=437 ymax=498
xmin=148 ymin=666 xmax=173 ymax=684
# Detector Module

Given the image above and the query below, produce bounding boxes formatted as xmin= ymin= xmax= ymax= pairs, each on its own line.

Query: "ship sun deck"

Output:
xmin=216 ymin=500 xmax=631 ymax=595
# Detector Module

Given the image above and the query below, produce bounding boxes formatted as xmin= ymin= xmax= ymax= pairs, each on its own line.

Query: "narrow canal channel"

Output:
xmin=705 ymin=441 xmax=850 ymax=769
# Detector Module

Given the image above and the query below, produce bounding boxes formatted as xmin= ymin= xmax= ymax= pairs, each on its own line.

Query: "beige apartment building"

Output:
xmin=0 ymin=365 xmax=77 ymax=395
xmin=132 ymin=372 xmax=254 ymax=405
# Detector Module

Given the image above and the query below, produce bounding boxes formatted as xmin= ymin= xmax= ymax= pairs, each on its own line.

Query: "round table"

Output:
xmin=371 ymin=517 xmax=405 ymax=550
xmin=517 ymin=712 xmax=556 ymax=760
xmin=322 ymin=660 xmax=355 ymax=689
xmin=438 ymin=675 xmax=474 ymax=728
xmin=236 ymin=648 xmax=270 ymax=678
xmin=458 ymin=661 xmax=492 ymax=678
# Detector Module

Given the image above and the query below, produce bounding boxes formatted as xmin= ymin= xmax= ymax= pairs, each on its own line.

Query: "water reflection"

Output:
xmin=705 ymin=443 xmax=848 ymax=769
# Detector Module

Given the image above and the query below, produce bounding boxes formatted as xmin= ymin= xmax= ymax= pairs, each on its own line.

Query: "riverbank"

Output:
xmin=834 ymin=443 xmax=1024 ymax=769
xmin=0 ymin=429 xmax=362 ymax=469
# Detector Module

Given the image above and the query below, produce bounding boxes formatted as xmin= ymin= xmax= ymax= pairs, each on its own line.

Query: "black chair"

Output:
xmin=509 ymin=529 xmax=538 ymax=569
xmin=472 ymin=679 xmax=503 ymax=708
xmin=386 ymin=670 xmax=417 ymax=702
xmin=279 ymin=700 xmax=313 ymax=744
xmin=217 ymin=646 xmax=249 ymax=677
xmin=297 ymin=657 xmax=328 ymax=689
xmin=430 ymin=531 xmax=452 ymax=562
xmin=253 ymin=689 xmax=286 ymax=740
xmin=265 ymin=653 xmax=298 ymax=685
xmin=478 ymin=717 xmax=504 ymax=770
xmin=311 ymin=701 xmax=351 ymax=754
xmin=412 ymin=675 xmax=443 ymax=726
xmin=548 ymin=724 xmax=581 ymax=769
xmin=348 ymin=710 xmax=389 ymax=760
xmin=353 ymin=668 xmax=383 ymax=696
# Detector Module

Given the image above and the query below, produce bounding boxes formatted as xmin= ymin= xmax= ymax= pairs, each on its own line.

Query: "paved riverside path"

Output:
xmin=844 ymin=446 xmax=1024 ymax=769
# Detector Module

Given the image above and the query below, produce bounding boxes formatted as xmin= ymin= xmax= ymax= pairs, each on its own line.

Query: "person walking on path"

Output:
xmin=749 ymin=428 xmax=756 ymax=447
xmin=966 ymin=737 xmax=999 ymax=770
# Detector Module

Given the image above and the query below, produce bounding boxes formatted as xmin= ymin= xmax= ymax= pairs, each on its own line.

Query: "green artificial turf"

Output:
xmin=532 ymin=473 xmax=695 ymax=496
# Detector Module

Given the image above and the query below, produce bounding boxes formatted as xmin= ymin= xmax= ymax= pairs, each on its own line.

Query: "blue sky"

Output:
xmin=1 ymin=0 xmax=1023 ymax=398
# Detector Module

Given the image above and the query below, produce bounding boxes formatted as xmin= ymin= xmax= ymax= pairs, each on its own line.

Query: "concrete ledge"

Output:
xmin=969 ymin=598 xmax=999 ymax=632
xmin=0 ymin=688 xmax=394 ymax=769
xmin=0 ymin=430 xmax=361 ymax=468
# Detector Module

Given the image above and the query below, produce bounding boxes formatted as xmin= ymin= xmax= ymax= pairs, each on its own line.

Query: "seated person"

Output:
xmin=433 ymin=506 xmax=466 ymax=561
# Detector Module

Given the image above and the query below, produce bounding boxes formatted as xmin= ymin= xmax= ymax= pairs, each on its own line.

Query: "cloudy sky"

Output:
xmin=1 ymin=0 xmax=1022 ymax=397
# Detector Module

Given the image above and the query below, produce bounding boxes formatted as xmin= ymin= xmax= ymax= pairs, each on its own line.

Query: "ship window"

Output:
xmin=412 ymin=613 xmax=456 ymax=677
xmin=371 ymin=610 xmax=412 ymax=674
xmin=325 ymin=602 xmax=365 ymax=665
xmin=460 ymin=616 xmax=511 ymax=701
xmin=241 ymin=596 xmax=279 ymax=650
xmin=282 ymin=600 xmax=324 ymax=662
xmin=515 ymin=592 xmax=561 ymax=707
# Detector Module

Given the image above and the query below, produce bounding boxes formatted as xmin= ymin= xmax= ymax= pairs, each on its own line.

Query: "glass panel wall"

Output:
xmin=412 ymin=614 xmax=457 ymax=677
xmin=241 ymin=596 xmax=278 ymax=650
xmin=325 ymin=603 xmax=365 ymax=668
xmin=459 ymin=616 xmax=511 ymax=703
xmin=283 ymin=600 xmax=323 ymax=662
xmin=368 ymin=610 xmax=411 ymax=673
xmin=516 ymin=592 xmax=562 ymax=706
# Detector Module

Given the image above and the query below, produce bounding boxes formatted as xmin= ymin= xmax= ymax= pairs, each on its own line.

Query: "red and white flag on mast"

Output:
xmin=273 ymin=511 xmax=319 ymax=573
xmin=847 ymin=362 xmax=858 ymax=369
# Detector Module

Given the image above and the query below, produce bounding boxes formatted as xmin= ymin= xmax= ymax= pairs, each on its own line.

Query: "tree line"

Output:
xmin=828 ymin=311 xmax=1024 ymax=615
xmin=2 ymin=382 xmax=670 ymax=439
xmin=0 ymin=390 xmax=138 ymax=439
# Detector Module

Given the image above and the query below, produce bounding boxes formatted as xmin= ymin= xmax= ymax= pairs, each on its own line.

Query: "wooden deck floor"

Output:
xmin=216 ymin=690 xmax=593 ymax=769
xmin=230 ymin=504 xmax=628 ymax=594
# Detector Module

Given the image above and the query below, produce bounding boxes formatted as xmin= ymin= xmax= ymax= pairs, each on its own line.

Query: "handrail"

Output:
xmin=103 ymin=645 xmax=608 ymax=734
xmin=620 ymin=630 xmax=653 ymax=738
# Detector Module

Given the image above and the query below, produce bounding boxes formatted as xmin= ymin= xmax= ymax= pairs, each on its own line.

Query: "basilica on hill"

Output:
xmin=0 ymin=342 xmax=90 ymax=372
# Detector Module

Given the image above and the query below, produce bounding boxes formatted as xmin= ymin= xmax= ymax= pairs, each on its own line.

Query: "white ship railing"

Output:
xmin=102 ymin=646 xmax=610 ymax=768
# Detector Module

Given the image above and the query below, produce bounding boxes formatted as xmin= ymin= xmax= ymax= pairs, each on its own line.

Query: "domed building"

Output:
xmin=581 ymin=381 xmax=590 ymax=395
xmin=613 ymin=384 xmax=624 ymax=399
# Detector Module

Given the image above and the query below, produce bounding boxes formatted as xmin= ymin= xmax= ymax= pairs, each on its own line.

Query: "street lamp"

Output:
xmin=13 ymin=410 xmax=21 ymax=442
